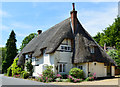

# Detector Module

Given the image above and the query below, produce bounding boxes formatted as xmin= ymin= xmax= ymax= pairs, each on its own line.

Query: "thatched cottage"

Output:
xmin=16 ymin=3 xmax=116 ymax=78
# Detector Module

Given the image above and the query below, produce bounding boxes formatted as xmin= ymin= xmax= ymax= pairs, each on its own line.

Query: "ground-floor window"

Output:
xmin=59 ymin=64 xmax=66 ymax=72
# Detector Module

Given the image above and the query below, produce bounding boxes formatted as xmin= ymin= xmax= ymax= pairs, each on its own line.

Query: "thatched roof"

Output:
xmin=16 ymin=17 xmax=116 ymax=66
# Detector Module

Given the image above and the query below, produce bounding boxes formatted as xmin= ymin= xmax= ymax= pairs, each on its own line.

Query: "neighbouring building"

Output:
xmin=15 ymin=3 xmax=116 ymax=78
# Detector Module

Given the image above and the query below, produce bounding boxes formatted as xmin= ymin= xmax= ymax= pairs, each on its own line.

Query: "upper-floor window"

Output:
xmin=90 ymin=46 xmax=94 ymax=53
xmin=61 ymin=45 xmax=71 ymax=51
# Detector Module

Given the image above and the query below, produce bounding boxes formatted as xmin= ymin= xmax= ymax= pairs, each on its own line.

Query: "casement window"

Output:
xmin=43 ymin=64 xmax=48 ymax=71
xmin=77 ymin=65 xmax=83 ymax=70
xmin=61 ymin=45 xmax=71 ymax=51
xmin=90 ymin=46 xmax=94 ymax=53
xmin=59 ymin=64 xmax=66 ymax=72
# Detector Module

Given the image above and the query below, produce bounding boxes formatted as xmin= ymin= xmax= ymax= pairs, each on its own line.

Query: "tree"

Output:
xmin=93 ymin=16 xmax=120 ymax=50
xmin=2 ymin=30 xmax=17 ymax=73
xmin=107 ymin=49 xmax=120 ymax=68
xmin=93 ymin=32 xmax=101 ymax=44
xmin=25 ymin=59 xmax=33 ymax=76
xmin=0 ymin=47 xmax=6 ymax=73
xmin=19 ymin=33 xmax=37 ymax=51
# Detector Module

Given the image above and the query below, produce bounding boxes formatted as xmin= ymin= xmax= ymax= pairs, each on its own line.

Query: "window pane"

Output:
xmin=59 ymin=64 xmax=62 ymax=72
xmin=63 ymin=64 xmax=65 ymax=72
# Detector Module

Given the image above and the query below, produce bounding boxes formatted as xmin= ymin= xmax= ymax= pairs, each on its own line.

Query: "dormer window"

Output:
xmin=90 ymin=46 xmax=94 ymax=53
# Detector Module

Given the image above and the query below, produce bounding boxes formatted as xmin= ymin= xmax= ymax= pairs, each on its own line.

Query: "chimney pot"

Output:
xmin=37 ymin=30 xmax=42 ymax=35
xmin=72 ymin=3 xmax=75 ymax=10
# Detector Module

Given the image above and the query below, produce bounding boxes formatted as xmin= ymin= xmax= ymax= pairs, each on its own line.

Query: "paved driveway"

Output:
xmin=0 ymin=74 xmax=52 ymax=86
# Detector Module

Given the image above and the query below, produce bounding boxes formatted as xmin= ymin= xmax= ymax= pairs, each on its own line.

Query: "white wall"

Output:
xmin=89 ymin=62 xmax=107 ymax=77
xmin=32 ymin=53 xmax=54 ymax=77
xmin=54 ymin=39 xmax=72 ymax=74
xmin=112 ymin=66 xmax=115 ymax=76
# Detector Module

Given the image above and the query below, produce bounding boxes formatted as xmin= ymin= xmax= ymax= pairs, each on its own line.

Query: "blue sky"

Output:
xmin=1 ymin=2 xmax=118 ymax=49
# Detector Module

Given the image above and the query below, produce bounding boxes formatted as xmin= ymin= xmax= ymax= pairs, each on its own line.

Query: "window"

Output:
xmin=59 ymin=64 xmax=66 ymax=72
xmin=90 ymin=46 xmax=94 ymax=53
xmin=43 ymin=64 xmax=48 ymax=71
xmin=77 ymin=65 xmax=83 ymax=70
xmin=60 ymin=45 xmax=71 ymax=51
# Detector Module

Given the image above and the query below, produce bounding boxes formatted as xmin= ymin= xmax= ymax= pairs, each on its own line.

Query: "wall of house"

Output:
xmin=32 ymin=53 xmax=54 ymax=77
xmin=112 ymin=66 xmax=115 ymax=76
xmin=54 ymin=39 xmax=73 ymax=75
xmin=89 ymin=62 xmax=107 ymax=77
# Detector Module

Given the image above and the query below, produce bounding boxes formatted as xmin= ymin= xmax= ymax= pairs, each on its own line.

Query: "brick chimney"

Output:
xmin=37 ymin=30 xmax=42 ymax=35
xmin=70 ymin=3 xmax=77 ymax=34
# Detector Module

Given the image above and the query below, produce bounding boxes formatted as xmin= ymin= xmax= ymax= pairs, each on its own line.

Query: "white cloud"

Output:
xmin=77 ymin=6 xmax=117 ymax=36
xmin=0 ymin=10 xmax=11 ymax=17
xmin=0 ymin=44 xmax=5 ymax=47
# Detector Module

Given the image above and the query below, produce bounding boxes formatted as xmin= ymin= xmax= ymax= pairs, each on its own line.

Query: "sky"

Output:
xmin=1 ymin=2 xmax=118 ymax=49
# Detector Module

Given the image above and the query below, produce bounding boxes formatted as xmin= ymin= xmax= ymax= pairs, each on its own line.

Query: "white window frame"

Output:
xmin=59 ymin=63 xmax=66 ymax=73
xmin=60 ymin=45 xmax=71 ymax=51
xmin=90 ymin=46 xmax=94 ymax=53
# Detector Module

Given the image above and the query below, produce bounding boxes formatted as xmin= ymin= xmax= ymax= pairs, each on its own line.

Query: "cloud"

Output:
xmin=0 ymin=44 xmax=5 ymax=47
xmin=77 ymin=6 xmax=117 ymax=36
xmin=0 ymin=10 xmax=11 ymax=17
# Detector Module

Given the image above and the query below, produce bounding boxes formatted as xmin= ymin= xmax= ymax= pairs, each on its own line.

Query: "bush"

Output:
xmin=68 ymin=75 xmax=83 ymax=83
xmin=55 ymin=78 xmax=62 ymax=82
xmin=13 ymin=74 xmax=21 ymax=78
xmin=37 ymin=65 xmax=55 ymax=82
xmin=7 ymin=66 xmax=12 ymax=76
xmin=26 ymin=59 xmax=33 ymax=76
xmin=85 ymin=73 xmax=96 ymax=81
xmin=61 ymin=74 xmax=68 ymax=79
xmin=21 ymin=71 xmax=30 ymax=79
xmin=11 ymin=58 xmax=23 ymax=76
xmin=69 ymin=68 xmax=84 ymax=79
xmin=61 ymin=79 xmax=68 ymax=82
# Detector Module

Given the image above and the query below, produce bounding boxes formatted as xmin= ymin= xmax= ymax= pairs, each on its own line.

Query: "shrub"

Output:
xmin=61 ymin=74 xmax=68 ymax=79
xmin=13 ymin=74 xmax=21 ymax=78
xmin=25 ymin=58 xmax=33 ymax=76
xmin=7 ymin=66 xmax=12 ymax=76
xmin=85 ymin=73 xmax=96 ymax=81
xmin=69 ymin=68 xmax=84 ymax=79
xmin=55 ymin=74 xmax=62 ymax=78
xmin=68 ymin=75 xmax=83 ymax=83
xmin=21 ymin=71 xmax=30 ymax=79
xmin=61 ymin=79 xmax=69 ymax=82
xmin=55 ymin=78 xmax=62 ymax=82
xmin=11 ymin=58 xmax=23 ymax=76
xmin=37 ymin=65 xmax=55 ymax=82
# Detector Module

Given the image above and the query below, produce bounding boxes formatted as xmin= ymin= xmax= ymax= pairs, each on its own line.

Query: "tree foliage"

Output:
xmin=2 ymin=30 xmax=17 ymax=73
xmin=93 ymin=16 xmax=120 ymax=67
xmin=93 ymin=16 xmax=120 ymax=49
xmin=0 ymin=47 xmax=6 ymax=73
xmin=25 ymin=58 xmax=33 ymax=76
xmin=19 ymin=33 xmax=37 ymax=51
xmin=107 ymin=49 xmax=120 ymax=66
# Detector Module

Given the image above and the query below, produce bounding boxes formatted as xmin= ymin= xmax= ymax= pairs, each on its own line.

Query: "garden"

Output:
xmin=5 ymin=57 xmax=96 ymax=83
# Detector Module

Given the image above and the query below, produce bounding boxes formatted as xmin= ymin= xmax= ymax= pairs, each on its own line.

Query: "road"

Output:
xmin=0 ymin=74 xmax=52 ymax=86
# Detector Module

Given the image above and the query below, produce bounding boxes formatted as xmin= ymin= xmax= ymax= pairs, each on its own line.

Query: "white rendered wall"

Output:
xmin=112 ymin=66 xmax=115 ymax=76
xmin=32 ymin=53 xmax=54 ymax=77
xmin=89 ymin=62 xmax=107 ymax=77
xmin=54 ymin=39 xmax=72 ymax=74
